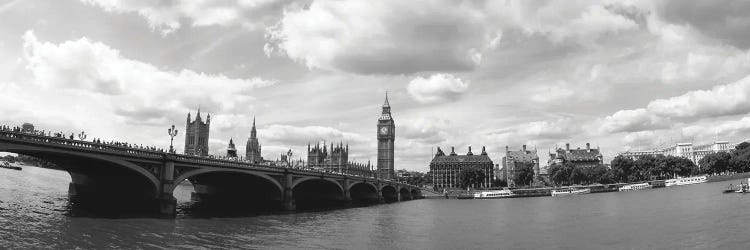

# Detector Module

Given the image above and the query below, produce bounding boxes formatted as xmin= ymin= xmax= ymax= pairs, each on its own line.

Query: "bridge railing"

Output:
xmin=0 ymin=129 xmax=393 ymax=181
xmin=0 ymin=130 xmax=166 ymax=159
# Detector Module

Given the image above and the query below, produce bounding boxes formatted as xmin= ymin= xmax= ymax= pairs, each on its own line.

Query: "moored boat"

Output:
xmin=551 ymin=188 xmax=590 ymax=197
xmin=473 ymin=189 xmax=515 ymax=199
xmin=665 ymin=175 xmax=707 ymax=187
xmin=619 ymin=183 xmax=651 ymax=192
xmin=1 ymin=161 xmax=22 ymax=171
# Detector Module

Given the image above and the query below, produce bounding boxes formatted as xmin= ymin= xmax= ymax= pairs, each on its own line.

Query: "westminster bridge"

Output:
xmin=0 ymin=129 xmax=422 ymax=216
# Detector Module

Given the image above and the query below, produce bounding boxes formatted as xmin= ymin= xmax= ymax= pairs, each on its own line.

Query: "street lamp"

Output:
xmin=77 ymin=131 xmax=87 ymax=141
xmin=167 ymin=125 xmax=178 ymax=153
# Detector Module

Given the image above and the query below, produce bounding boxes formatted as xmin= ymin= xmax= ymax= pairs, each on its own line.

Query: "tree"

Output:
xmin=569 ymin=166 xmax=587 ymax=185
xmin=699 ymin=152 xmax=731 ymax=175
xmin=548 ymin=162 xmax=574 ymax=186
xmin=736 ymin=142 xmax=750 ymax=151
xmin=610 ymin=155 xmax=635 ymax=183
xmin=513 ymin=162 xmax=535 ymax=187
xmin=459 ymin=166 xmax=486 ymax=189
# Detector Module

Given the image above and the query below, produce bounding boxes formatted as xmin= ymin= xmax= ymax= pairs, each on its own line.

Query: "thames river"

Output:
xmin=2 ymin=165 xmax=749 ymax=249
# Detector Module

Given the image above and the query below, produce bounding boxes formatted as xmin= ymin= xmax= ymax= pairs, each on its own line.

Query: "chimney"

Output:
xmin=566 ymin=143 xmax=570 ymax=151
xmin=522 ymin=145 xmax=527 ymax=152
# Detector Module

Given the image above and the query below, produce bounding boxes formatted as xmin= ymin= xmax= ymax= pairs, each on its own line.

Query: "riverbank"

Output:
xmin=707 ymin=172 xmax=750 ymax=182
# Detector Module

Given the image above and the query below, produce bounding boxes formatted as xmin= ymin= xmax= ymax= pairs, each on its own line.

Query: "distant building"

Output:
xmin=430 ymin=146 xmax=494 ymax=189
xmin=548 ymin=143 xmax=603 ymax=168
xmin=502 ymin=145 xmax=539 ymax=187
xmin=226 ymin=138 xmax=238 ymax=158
xmin=246 ymin=117 xmax=262 ymax=163
xmin=184 ymin=109 xmax=210 ymax=156
xmin=618 ymin=141 xmax=735 ymax=165
xmin=21 ymin=123 xmax=34 ymax=133
xmin=307 ymin=142 xmax=374 ymax=176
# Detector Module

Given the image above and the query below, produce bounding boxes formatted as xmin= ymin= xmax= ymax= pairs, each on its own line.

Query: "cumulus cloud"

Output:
xmin=407 ymin=74 xmax=469 ymax=104
xmin=21 ymin=30 xmax=275 ymax=124
xmin=398 ymin=117 xmax=451 ymax=144
xmin=599 ymin=75 xmax=750 ymax=134
xmin=80 ymin=0 xmax=303 ymax=34
xmin=600 ymin=108 xmax=668 ymax=133
xmin=265 ymin=0 xmax=497 ymax=74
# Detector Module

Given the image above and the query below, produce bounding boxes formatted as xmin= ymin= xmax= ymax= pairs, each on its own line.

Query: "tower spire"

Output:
xmin=383 ymin=91 xmax=390 ymax=108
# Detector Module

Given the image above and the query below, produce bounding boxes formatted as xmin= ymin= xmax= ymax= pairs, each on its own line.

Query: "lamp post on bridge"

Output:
xmin=167 ymin=125 xmax=178 ymax=153
xmin=77 ymin=131 xmax=87 ymax=141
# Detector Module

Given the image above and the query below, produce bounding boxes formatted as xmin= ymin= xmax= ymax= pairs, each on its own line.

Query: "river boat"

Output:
xmin=1 ymin=161 xmax=22 ymax=171
xmin=551 ymin=188 xmax=590 ymax=197
xmin=665 ymin=175 xmax=707 ymax=187
xmin=619 ymin=183 xmax=651 ymax=192
xmin=723 ymin=184 xmax=736 ymax=194
xmin=457 ymin=192 xmax=475 ymax=199
xmin=473 ymin=189 xmax=515 ymax=199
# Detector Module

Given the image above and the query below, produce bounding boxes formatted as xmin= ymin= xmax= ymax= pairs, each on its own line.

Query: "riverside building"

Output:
xmin=548 ymin=143 xmax=603 ymax=168
xmin=430 ymin=146 xmax=494 ymax=189
xmin=502 ymin=145 xmax=539 ymax=187
xmin=618 ymin=141 xmax=735 ymax=165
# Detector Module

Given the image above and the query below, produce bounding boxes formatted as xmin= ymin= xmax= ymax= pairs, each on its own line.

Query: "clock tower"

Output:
xmin=377 ymin=93 xmax=395 ymax=179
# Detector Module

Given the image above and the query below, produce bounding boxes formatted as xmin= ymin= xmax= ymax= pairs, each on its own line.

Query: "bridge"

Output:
xmin=0 ymin=129 xmax=422 ymax=216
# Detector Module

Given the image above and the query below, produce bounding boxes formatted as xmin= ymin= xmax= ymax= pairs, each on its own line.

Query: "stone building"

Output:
xmin=548 ymin=143 xmax=603 ymax=168
xmin=246 ymin=117 xmax=262 ymax=163
xmin=502 ymin=145 xmax=539 ymax=187
xmin=307 ymin=142 xmax=375 ymax=177
xmin=618 ymin=141 xmax=735 ymax=165
xmin=226 ymin=138 xmax=237 ymax=158
xmin=184 ymin=109 xmax=210 ymax=156
xmin=430 ymin=146 xmax=494 ymax=190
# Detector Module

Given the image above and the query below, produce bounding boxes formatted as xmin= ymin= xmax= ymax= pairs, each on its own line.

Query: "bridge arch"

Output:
xmin=0 ymin=144 xmax=160 ymax=195
xmin=399 ymin=187 xmax=412 ymax=201
xmin=170 ymin=168 xmax=283 ymax=195
xmin=171 ymin=168 xmax=285 ymax=211
xmin=292 ymin=177 xmax=346 ymax=209
xmin=381 ymin=185 xmax=398 ymax=202
xmin=291 ymin=177 xmax=344 ymax=194
xmin=410 ymin=188 xmax=420 ymax=199
xmin=349 ymin=182 xmax=379 ymax=203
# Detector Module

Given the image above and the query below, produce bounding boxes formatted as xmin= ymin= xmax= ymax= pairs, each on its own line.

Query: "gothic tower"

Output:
xmin=377 ymin=93 xmax=395 ymax=179
xmin=184 ymin=108 xmax=210 ymax=156
xmin=226 ymin=138 xmax=237 ymax=158
xmin=246 ymin=116 xmax=262 ymax=163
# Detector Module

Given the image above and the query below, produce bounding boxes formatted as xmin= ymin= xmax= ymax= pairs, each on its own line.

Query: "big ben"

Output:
xmin=377 ymin=93 xmax=395 ymax=179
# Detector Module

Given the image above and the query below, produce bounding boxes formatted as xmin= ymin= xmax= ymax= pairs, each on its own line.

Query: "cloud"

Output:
xmin=407 ymin=74 xmax=469 ymax=103
xmin=647 ymin=76 xmax=750 ymax=118
xmin=600 ymin=108 xmax=668 ymax=133
xmin=398 ymin=117 xmax=451 ymax=144
xmin=80 ymin=0 xmax=303 ymax=34
xmin=600 ymin=75 xmax=750 ymax=133
xmin=259 ymin=124 xmax=369 ymax=146
xmin=265 ymin=0 xmax=496 ymax=74
xmin=21 ymin=30 xmax=275 ymax=124
xmin=659 ymin=0 xmax=750 ymax=49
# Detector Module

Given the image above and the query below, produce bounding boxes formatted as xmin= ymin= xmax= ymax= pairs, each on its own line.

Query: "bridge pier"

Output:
xmin=283 ymin=173 xmax=295 ymax=211
xmin=158 ymin=161 xmax=177 ymax=216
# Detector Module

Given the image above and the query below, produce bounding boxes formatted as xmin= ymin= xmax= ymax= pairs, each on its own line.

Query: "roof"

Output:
xmin=506 ymin=150 xmax=538 ymax=162
xmin=557 ymin=148 xmax=602 ymax=162
xmin=431 ymin=154 xmax=493 ymax=163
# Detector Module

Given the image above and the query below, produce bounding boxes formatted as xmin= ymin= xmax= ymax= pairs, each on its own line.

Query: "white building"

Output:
xmin=618 ymin=141 xmax=736 ymax=164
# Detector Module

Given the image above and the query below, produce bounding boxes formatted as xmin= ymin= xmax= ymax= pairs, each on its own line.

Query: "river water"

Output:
xmin=2 ymin=165 xmax=750 ymax=249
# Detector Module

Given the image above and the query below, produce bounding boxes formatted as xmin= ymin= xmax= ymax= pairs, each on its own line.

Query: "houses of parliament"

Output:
xmin=182 ymin=94 xmax=396 ymax=179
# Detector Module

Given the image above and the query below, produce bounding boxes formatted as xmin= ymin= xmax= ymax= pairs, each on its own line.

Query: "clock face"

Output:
xmin=380 ymin=126 xmax=389 ymax=135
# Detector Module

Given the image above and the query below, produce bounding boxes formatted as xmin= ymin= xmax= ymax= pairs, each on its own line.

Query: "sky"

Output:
xmin=2 ymin=0 xmax=750 ymax=172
